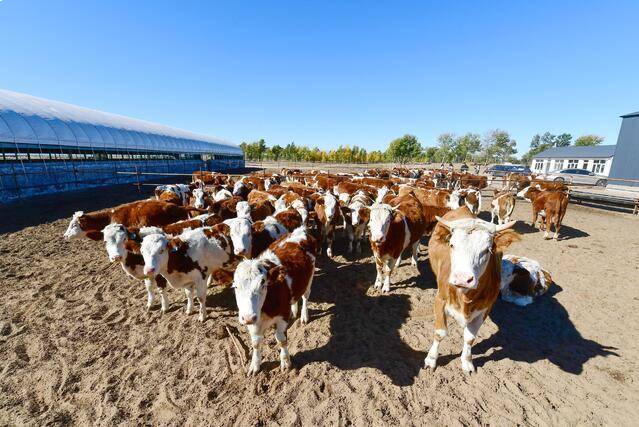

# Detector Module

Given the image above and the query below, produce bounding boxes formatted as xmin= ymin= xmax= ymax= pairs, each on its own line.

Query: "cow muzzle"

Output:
xmin=449 ymin=272 xmax=477 ymax=289
xmin=109 ymin=255 xmax=123 ymax=262
xmin=241 ymin=314 xmax=258 ymax=325
xmin=144 ymin=267 xmax=156 ymax=276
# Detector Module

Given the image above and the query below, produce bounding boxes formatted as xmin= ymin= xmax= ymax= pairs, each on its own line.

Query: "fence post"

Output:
xmin=135 ymin=165 xmax=141 ymax=194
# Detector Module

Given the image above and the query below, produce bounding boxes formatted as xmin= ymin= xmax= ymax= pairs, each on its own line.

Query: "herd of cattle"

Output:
xmin=62 ymin=167 xmax=566 ymax=375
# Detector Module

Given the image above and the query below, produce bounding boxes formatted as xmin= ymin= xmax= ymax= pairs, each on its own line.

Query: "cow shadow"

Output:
xmin=296 ymin=258 xmax=425 ymax=386
xmin=473 ymin=284 xmax=618 ymax=374
xmin=513 ymin=221 xmax=589 ymax=241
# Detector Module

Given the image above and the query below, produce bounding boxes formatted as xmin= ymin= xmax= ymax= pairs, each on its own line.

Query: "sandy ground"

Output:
xmin=1 ymin=185 xmax=639 ymax=425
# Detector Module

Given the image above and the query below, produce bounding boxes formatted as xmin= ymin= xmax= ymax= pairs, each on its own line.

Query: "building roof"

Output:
xmin=621 ymin=111 xmax=639 ymax=118
xmin=533 ymin=144 xmax=616 ymax=159
xmin=0 ymin=88 xmax=242 ymax=155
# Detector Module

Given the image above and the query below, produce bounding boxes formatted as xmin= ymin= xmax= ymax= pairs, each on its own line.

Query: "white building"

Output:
xmin=530 ymin=145 xmax=616 ymax=176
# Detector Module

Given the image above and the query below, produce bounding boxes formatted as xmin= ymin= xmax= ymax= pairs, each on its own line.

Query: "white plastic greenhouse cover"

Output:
xmin=0 ymin=88 xmax=242 ymax=155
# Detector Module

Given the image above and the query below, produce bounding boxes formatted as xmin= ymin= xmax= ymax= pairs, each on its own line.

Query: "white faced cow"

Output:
xmin=425 ymin=207 xmax=519 ymax=373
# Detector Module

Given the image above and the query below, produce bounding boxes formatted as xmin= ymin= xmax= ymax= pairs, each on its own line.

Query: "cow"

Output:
xmin=453 ymin=188 xmax=482 ymax=215
xmin=343 ymin=191 xmax=373 ymax=253
xmin=155 ymin=183 xmax=196 ymax=206
xmin=102 ymin=224 xmax=170 ymax=312
xmin=140 ymin=225 xmax=234 ymax=322
xmin=424 ymin=207 xmax=520 ymax=373
xmin=232 ymin=227 xmax=317 ymax=375
xmin=225 ymin=208 xmax=304 ymax=259
xmin=500 ymin=254 xmax=554 ymax=306
xmin=490 ymin=191 xmax=516 ymax=225
xmin=191 ymin=187 xmax=233 ymax=209
xmin=314 ymin=191 xmax=343 ymax=257
xmin=517 ymin=186 xmax=569 ymax=239
xmin=161 ymin=213 xmax=222 ymax=236
xmin=368 ymin=194 xmax=427 ymax=292
xmin=63 ymin=200 xmax=202 ymax=241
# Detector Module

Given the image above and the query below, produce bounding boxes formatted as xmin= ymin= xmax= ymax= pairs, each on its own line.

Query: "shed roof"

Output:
xmin=621 ymin=111 xmax=639 ymax=118
xmin=533 ymin=144 xmax=616 ymax=159
xmin=0 ymin=88 xmax=242 ymax=155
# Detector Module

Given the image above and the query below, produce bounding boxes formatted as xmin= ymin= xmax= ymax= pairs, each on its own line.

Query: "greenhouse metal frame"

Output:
xmin=0 ymin=89 xmax=244 ymax=203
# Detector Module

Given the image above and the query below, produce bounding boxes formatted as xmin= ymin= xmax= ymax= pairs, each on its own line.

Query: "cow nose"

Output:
xmin=451 ymin=272 xmax=475 ymax=287
xmin=242 ymin=314 xmax=258 ymax=325
xmin=145 ymin=267 xmax=155 ymax=276
xmin=110 ymin=255 xmax=122 ymax=262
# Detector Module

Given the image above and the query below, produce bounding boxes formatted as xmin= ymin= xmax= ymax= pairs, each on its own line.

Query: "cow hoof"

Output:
xmin=382 ymin=286 xmax=390 ymax=293
xmin=280 ymin=359 xmax=292 ymax=372
xmin=247 ymin=362 xmax=261 ymax=376
xmin=198 ymin=314 xmax=206 ymax=322
xmin=300 ymin=314 xmax=309 ymax=325
xmin=461 ymin=361 xmax=475 ymax=373
xmin=146 ymin=304 xmax=153 ymax=312
xmin=424 ymin=357 xmax=437 ymax=370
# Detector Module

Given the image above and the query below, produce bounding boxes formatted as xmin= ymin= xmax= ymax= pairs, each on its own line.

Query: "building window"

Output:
xmin=567 ymin=159 xmax=579 ymax=168
xmin=592 ymin=159 xmax=606 ymax=174
xmin=554 ymin=160 xmax=564 ymax=170
xmin=534 ymin=160 xmax=544 ymax=171
xmin=583 ymin=160 xmax=591 ymax=171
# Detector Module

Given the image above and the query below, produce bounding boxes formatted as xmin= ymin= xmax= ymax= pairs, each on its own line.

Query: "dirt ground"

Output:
xmin=1 ymin=184 xmax=638 ymax=425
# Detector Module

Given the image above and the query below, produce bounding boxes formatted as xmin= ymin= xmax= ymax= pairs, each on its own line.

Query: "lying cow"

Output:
xmin=424 ymin=207 xmax=519 ymax=373
xmin=500 ymin=254 xmax=554 ymax=306
xmin=232 ymin=227 xmax=317 ymax=375
xmin=140 ymin=225 xmax=234 ymax=322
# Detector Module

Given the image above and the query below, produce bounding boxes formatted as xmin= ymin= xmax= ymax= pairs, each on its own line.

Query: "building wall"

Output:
xmin=609 ymin=115 xmax=639 ymax=186
xmin=530 ymin=157 xmax=613 ymax=176
xmin=0 ymin=157 xmax=244 ymax=203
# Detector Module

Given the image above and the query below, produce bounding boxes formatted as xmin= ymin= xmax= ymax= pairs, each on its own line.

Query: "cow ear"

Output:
xmin=267 ymin=265 xmax=286 ymax=286
xmin=494 ymin=229 xmax=521 ymax=251
xmin=86 ymin=231 xmax=103 ymax=241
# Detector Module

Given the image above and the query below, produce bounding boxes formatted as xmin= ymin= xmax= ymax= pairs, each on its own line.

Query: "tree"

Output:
xmin=422 ymin=146 xmax=438 ymax=163
xmin=434 ymin=133 xmax=455 ymax=163
xmin=521 ymin=132 xmax=572 ymax=164
xmin=483 ymin=130 xmax=517 ymax=163
xmin=555 ymin=133 xmax=572 ymax=147
xmin=386 ymin=134 xmax=422 ymax=163
xmin=270 ymin=144 xmax=283 ymax=161
xmin=575 ymin=135 xmax=604 ymax=146
xmin=453 ymin=133 xmax=482 ymax=162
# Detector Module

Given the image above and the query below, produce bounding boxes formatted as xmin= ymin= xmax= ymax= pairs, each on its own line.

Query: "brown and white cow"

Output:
xmin=63 ymin=200 xmax=202 ymax=241
xmin=368 ymin=194 xmax=427 ymax=292
xmin=517 ymin=186 xmax=569 ymax=239
xmin=424 ymin=207 xmax=519 ymax=373
xmin=500 ymin=254 xmax=554 ymax=306
xmin=343 ymin=191 xmax=373 ymax=253
xmin=232 ymin=227 xmax=317 ymax=375
xmin=490 ymin=191 xmax=516 ymax=225
xmin=314 ymin=191 xmax=343 ymax=257
xmin=155 ymin=183 xmax=197 ymax=206
xmin=140 ymin=225 xmax=234 ymax=322
xmin=102 ymin=224 xmax=170 ymax=312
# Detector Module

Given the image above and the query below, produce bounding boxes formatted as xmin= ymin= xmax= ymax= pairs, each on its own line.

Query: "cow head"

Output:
xmin=435 ymin=216 xmax=519 ymax=291
xmin=232 ymin=259 xmax=271 ymax=325
xmin=323 ymin=191 xmax=338 ymax=222
xmin=291 ymin=199 xmax=308 ymax=223
xmin=236 ymin=201 xmax=252 ymax=219
xmin=224 ymin=216 xmax=253 ymax=257
xmin=192 ymin=188 xmax=207 ymax=209
xmin=102 ymin=223 xmax=130 ymax=262
xmin=517 ymin=186 xmax=536 ymax=201
xmin=376 ymin=186 xmax=390 ymax=203
xmin=64 ymin=211 xmax=86 ymax=240
xmin=214 ymin=188 xmax=232 ymax=202
xmin=141 ymin=233 xmax=170 ymax=277
xmin=368 ymin=203 xmax=394 ymax=243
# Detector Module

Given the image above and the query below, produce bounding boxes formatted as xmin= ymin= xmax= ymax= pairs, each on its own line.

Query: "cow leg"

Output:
xmin=291 ymin=301 xmax=299 ymax=319
xmin=326 ymin=227 xmax=334 ymax=258
xmin=346 ymin=224 xmax=354 ymax=253
xmin=196 ymin=281 xmax=207 ymax=322
xmin=382 ymin=258 xmax=395 ymax=293
xmin=553 ymin=216 xmax=560 ymax=240
xmin=275 ymin=319 xmax=292 ymax=371
xmin=156 ymin=276 xmax=170 ymax=313
xmin=425 ymin=296 xmax=447 ymax=369
xmin=247 ymin=326 xmax=263 ymax=375
xmin=411 ymin=241 xmax=420 ymax=266
xmin=373 ymin=256 xmax=384 ymax=289
xmin=461 ymin=314 xmax=484 ymax=373
xmin=543 ymin=214 xmax=552 ymax=239
xmin=531 ymin=208 xmax=538 ymax=228
xmin=184 ymin=287 xmax=195 ymax=315
xmin=490 ymin=209 xmax=495 ymax=224
xmin=143 ymin=278 xmax=156 ymax=311
xmin=300 ymin=279 xmax=313 ymax=324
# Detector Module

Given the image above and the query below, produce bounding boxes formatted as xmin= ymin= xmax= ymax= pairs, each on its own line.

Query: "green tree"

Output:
xmin=453 ymin=133 xmax=482 ymax=162
xmin=422 ymin=146 xmax=438 ymax=163
xmin=555 ymin=133 xmax=572 ymax=147
xmin=575 ymin=135 xmax=604 ymax=146
xmin=386 ymin=134 xmax=422 ymax=163
xmin=484 ymin=130 xmax=517 ymax=163
xmin=270 ymin=144 xmax=283 ymax=161
xmin=434 ymin=133 xmax=455 ymax=163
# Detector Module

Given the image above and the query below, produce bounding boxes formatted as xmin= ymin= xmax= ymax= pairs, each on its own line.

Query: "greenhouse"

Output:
xmin=0 ymin=88 xmax=243 ymax=203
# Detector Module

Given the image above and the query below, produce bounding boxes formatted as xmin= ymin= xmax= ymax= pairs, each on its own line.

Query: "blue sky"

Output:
xmin=1 ymin=0 xmax=638 ymax=154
